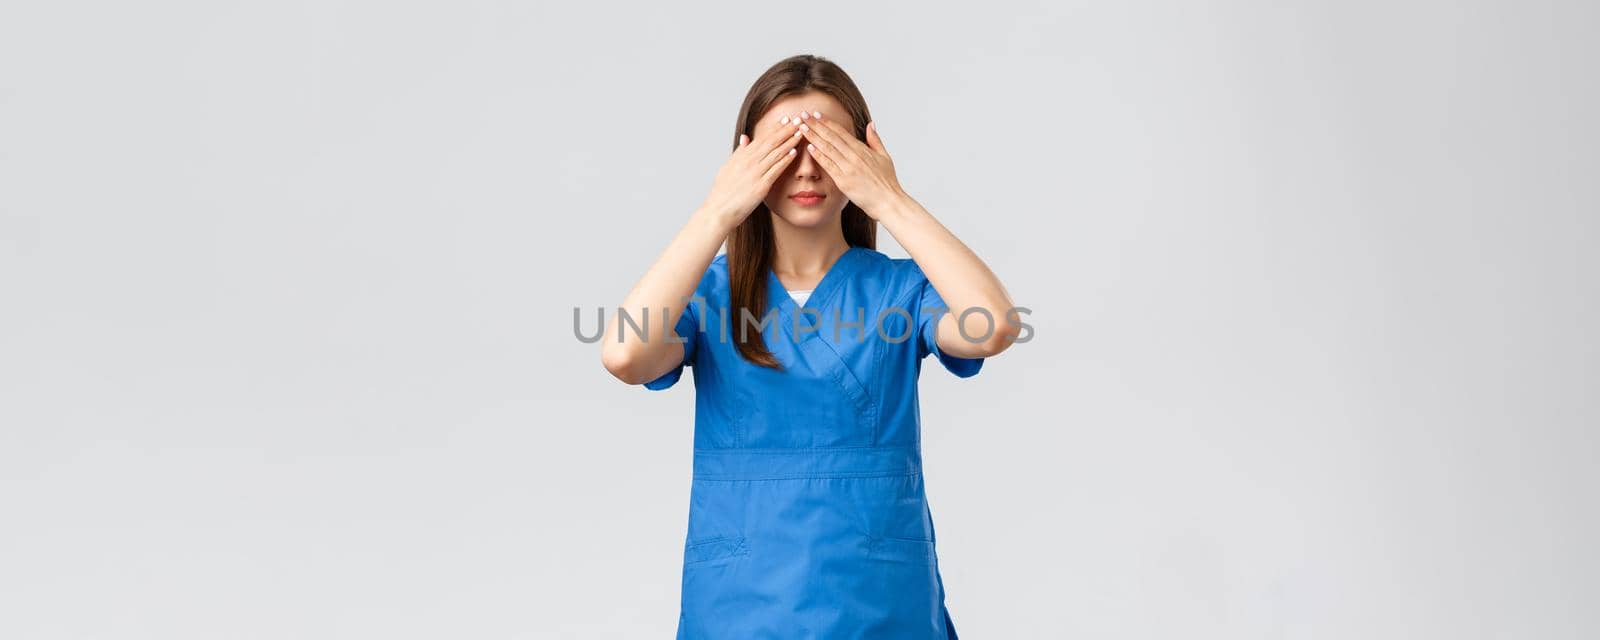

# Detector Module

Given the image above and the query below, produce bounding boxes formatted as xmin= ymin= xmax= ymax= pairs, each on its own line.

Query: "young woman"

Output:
xmin=600 ymin=54 xmax=1020 ymax=639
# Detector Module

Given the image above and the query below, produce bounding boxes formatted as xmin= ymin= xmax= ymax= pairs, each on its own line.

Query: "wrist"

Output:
xmin=872 ymin=189 xmax=920 ymax=226
xmin=693 ymin=201 xmax=747 ymax=233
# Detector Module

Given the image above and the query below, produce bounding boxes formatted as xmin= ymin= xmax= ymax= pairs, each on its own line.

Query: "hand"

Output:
xmin=797 ymin=113 xmax=904 ymax=215
xmin=700 ymin=118 xmax=804 ymax=226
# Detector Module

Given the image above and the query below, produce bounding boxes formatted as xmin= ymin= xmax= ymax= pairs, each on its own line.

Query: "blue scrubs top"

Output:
xmin=643 ymin=246 xmax=983 ymax=639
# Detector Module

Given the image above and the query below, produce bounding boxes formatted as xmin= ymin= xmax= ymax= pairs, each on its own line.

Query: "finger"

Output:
xmin=739 ymin=133 xmax=748 ymax=147
xmin=752 ymin=118 xmax=802 ymax=157
xmin=759 ymin=126 xmax=804 ymax=167
xmin=760 ymin=147 xmax=799 ymax=182
xmin=770 ymin=111 xmax=814 ymax=142
xmin=819 ymin=114 xmax=871 ymax=156
xmin=800 ymin=117 xmax=860 ymax=164
xmin=798 ymin=120 xmax=848 ymax=164
xmin=805 ymin=142 xmax=844 ymax=177
xmin=865 ymin=121 xmax=886 ymax=154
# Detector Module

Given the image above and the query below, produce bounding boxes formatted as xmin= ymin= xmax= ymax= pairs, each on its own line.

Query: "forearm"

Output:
xmin=602 ymin=205 xmax=739 ymax=382
xmin=873 ymin=191 xmax=1021 ymax=357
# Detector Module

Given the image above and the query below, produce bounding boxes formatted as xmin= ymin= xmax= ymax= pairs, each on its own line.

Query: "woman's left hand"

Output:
xmin=798 ymin=113 xmax=904 ymax=216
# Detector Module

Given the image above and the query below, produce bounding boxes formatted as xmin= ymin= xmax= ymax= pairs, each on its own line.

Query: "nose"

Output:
xmin=791 ymin=145 xmax=822 ymax=180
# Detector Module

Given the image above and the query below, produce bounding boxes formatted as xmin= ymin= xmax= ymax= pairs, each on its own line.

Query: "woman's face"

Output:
xmin=755 ymin=91 xmax=855 ymax=229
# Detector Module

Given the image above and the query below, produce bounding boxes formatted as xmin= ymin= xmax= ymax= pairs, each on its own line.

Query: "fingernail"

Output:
xmin=799 ymin=123 xmax=809 ymax=131
xmin=800 ymin=111 xmax=809 ymax=120
xmin=792 ymin=130 xmax=801 ymax=138
xmin=780 ymin=116 xmax=790 ymax=125
xmin=812 ymin=111 xmax=822 ymax=119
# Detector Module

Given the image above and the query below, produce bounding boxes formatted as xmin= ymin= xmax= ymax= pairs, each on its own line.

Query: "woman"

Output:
xmin=600 ymin=54 xmax=1020 ymax=639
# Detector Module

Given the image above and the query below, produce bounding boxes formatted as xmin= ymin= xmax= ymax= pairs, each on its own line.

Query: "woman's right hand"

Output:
xmin=602 ymin=118 xmax=803 ymax=385
xmin=699 ymin=117 xmax=804 ymax=225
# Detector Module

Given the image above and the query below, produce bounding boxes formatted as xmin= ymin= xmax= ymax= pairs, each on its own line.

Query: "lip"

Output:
xmin=788 ymin=191 xmax=826 ymax=206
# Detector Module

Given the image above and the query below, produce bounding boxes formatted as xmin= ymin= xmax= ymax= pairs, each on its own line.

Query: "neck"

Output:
xmin=769 ymin=213 xmax=850 ymax=284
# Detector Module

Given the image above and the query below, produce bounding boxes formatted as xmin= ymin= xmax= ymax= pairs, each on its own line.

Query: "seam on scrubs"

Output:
xmin=863 ymin=295 xmax=890 ymax=447
xmin=694 ymin=470 xmax=921 ymax=482
xmin=691 ymin=446 xmax=922 ymax=481
xmin=697 ymin=443 xmax=888 ymax=453
xmin=884 ymin=285 xmax=926 ymax=448
xmin=683 ymin=535 xmax=747 ymax=564
xmin=866 ymin=535 xmax=937 ymax=564
xmin=887 ymin=285 xmax=922 ymax=350
xmin=697 ymin=445 xmax=899 ymax=452
xmin=790 ymin=310 xmax=878 ymax=448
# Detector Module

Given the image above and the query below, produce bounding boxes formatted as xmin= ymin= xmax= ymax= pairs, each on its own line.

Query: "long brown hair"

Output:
xmin=728 ymin=54 xmax=877 ymax=369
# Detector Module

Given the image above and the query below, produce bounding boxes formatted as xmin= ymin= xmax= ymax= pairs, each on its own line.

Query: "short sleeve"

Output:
xmin=642 ymin=299 xmax=699 ymax=390
xmin=915 ymin=274 xmax=984 ymax=378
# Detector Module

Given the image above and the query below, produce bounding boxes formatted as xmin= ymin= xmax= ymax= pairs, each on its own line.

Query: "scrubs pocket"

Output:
xmin=867 ymin=536 xmax=936 ymax=565
xmin=684 ymin=535 xmax=747 ymax=565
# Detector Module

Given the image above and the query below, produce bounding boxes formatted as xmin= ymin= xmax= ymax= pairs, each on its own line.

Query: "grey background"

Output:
xmin=2 ymin=1 xmax=1595 ymax=638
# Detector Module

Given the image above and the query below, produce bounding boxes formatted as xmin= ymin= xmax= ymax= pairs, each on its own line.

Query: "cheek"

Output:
xmin=762 ymin=185 xmax=791 ymax=209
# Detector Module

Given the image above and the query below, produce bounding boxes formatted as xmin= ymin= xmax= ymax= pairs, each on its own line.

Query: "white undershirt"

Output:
xmin=787 ymin=288 xmax=813 ymax=306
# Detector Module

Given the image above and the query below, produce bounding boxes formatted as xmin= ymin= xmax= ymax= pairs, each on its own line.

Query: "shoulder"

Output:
xmin=708 ymin=252 xmax=730 ymax=281
xmin=856 ymin=248 xmax=929 ymax=285
xmin=694 ymin=253 xmax=732 ymax=300
xmin=846 ymin=248 xmax=932 ymax=305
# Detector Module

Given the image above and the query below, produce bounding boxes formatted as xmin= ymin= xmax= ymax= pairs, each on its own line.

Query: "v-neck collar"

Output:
xmin=766 ymin=246 xmax=866 ymax=315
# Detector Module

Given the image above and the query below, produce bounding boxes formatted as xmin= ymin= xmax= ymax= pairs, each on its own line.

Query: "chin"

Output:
xmin=771 ymin=205 xmax=842 ymax=229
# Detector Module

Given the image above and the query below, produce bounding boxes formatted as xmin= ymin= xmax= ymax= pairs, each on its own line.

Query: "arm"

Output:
xmin=599 ymin=207 xmax=737 ymax=385
xmin=601 ymin=118 xmax=807 ymax=384
xmin=875 ymin=193 xmax=1022 ymax=358
xmin=796 ymin=114 xmax=1021 ymax=358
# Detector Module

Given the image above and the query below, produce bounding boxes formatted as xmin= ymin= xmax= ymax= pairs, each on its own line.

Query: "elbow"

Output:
xmin=973 ymin=307 xmax=1024 ymax=358
xmin=943 ymin=302 xmax=1024 ymax=359
xmin=971 ymin=332 xmax=1016 ymax=359
xmin=600 ymin=345 xmax=651 ymax=385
